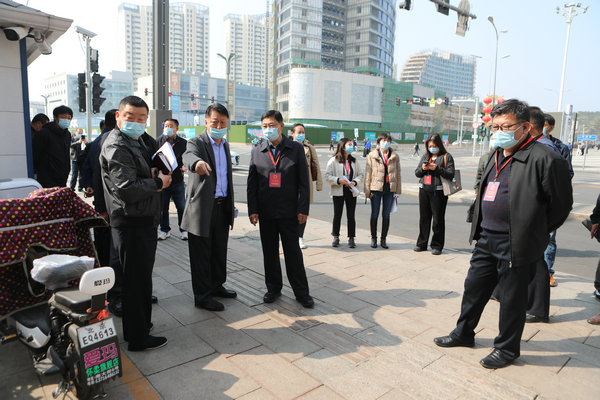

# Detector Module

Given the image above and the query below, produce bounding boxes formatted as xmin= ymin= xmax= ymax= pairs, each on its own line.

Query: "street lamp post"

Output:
xmin=556 ymin=3 xmax=588 ymax=112
xmin=217 ymin=52 xmax=236 ymax=115
xmin=40 ymin=94 xmax=49 ymax=117
xmin=487 ymin=17 xmax=508 ymax=150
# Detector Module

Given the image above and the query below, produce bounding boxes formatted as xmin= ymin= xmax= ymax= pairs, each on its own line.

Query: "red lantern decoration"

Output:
xmin=482 ymin=115 xmax=492 ymax=123
xmin=482 ymin=106 xmax=492 ymax=114
xmin=496 ymin=97 xmax=505 ymax=104
xmin=483 ymin=96 xmax=493 ymax=105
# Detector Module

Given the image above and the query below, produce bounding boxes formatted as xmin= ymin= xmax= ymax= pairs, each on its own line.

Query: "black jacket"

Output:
xmin=470 ymin=139 xmax=573 ymax=265
xmin=32 ymin=122 xmax=71 ymax=188
xmin=80 ymin=129 xmax=110 ymax=212
xmin=99 ymin=129 xmax=162 ymax=227
xmin=247 ymin=135 xmax=309 ymax=219
xmin=414 ymin=152 xmax=455 ymax=192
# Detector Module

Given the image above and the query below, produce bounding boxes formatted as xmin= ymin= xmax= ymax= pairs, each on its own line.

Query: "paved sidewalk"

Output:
xmin=2 ymin=203 xmax=599 ymax=399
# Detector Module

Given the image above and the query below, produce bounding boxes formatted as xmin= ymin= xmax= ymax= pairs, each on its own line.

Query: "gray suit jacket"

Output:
xmin=181 ymin=130 xmax=235 ymax=237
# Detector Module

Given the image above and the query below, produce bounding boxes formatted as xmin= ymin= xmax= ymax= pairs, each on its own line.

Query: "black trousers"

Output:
xmin=451 ymin=231 xmax=536 ymax=359
xmin=332 ymin=187 xmax=357 ymax=238
xmin=111 ymin=225 xmax=156 ymax=346
xmin=417 ymin=188 xmax=448 ymax=250
xmin=188 ymin=200 xmax=229 ymax=302
xmin=95 ymin=225 xmax=122 ymax=303
xmin=259 ymin=217 xmax=309 ymax=298
xmin=298 ymin=221 xmax=307 ymax=238
xmin=527 ymin=259 xmax=550 ymax=318
xmin=595 ymin=259 xmax=600 ymax=292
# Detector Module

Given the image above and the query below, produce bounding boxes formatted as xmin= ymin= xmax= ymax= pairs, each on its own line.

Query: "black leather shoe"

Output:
xmin=332 ymin=236 xmax=340 ymax=247
xmin=431 ymin=249 xmax=442 ymax=255
xmin=108 ymin=300 xmax=123 ymax=317
xmin=263 ymin=291 xmax=281 ymax=303
xmin=413 ymin=246 xmax=426 ymax=252
xmin=380 ymin=238 xmax=388 ymax=249
xmin=152 ymin=295 xmax=158 ymax=304
xmin=195 ymin=297 xmax=225 ymax=311
xmin=128 ymin=335 xmax=168 ymax=352
xmin=433 ymin=335 xmax=474 ymax=348
xmin=525 ymin=313 xmax=549 ymax=323
xmin=480 ymin=349 xmax=516 ymax=369
xmin=214 ymin=286 xmax=237 ymax=298
xmin=371 ymin=238 xmax=377 ymax=248
xmin=348 ymin=237 xmax=356 ymax=248
xmin=297 ymin=295 xmax=314 ymax=308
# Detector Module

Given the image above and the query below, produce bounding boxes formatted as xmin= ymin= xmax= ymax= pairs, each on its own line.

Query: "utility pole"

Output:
xmin=151 ymin=0 xmax=171 ymax=138
xmin=40 ymin=94 xmax=49 ymax=117
xmin=265 ymin=0 xmax=270 ymax=110
xmin=75 ymin=26 xmax=96 ymax=136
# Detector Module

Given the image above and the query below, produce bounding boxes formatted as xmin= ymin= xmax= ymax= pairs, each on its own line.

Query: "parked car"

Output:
xmin=231 ymin=152 xmax=240 ymax=166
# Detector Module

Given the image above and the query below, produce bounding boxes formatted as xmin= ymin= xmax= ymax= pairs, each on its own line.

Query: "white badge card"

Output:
xmin=483 ymin=181 xmax=500 ymax=202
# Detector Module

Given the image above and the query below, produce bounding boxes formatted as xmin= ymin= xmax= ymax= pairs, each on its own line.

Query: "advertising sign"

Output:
xmin=248 ymin=128 xmax=263 ymax=138
xmin=364 ymin=132 xmax=376 ymax=143
xmin=190 ymin=76 xmax=200 ymax=110
xmin=442 ymin=135 xmax=449 ymax=144
xmin=390 ymin=132 xmax=402 ymax=140
xmin=331 ymin=131 xmax=344 ymax=141
xmin=405 ymin=132 xmax=416 ymax=141
xmin=354 ymin=128 xmax=359 ymax=138
xmin=77 ymin=318 xmax=122 ymax=388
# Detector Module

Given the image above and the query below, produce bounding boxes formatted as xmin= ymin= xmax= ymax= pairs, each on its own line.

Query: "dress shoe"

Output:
xmin=297 ymin=295 xmax=314 ymax=308
xmin=263 ymin=291 xmax=281 ymax=303
xmin=525 ymin=313 xmax=549 ymax=323
xmin=594 ymin=289 xmax=600 ymax=301
xmin=371 ymin=237 xmax=377 ymax=248
xmin=480 ymin=349 xmax=516 ymax=369
xmin=195 ymin=297 xmax=225 ymax=311
xmin=152 ymin=295 xmax=158 ymax=304
xmin=413 ymin=246 xmax=426 ymax=252
xmin=431 ymin=248 xmax=442 ymax=255
xmin=587 ymin=313 xmax=600 ymax=325
xmin=332 ymin=236 xmax=340 ymax=247
xmin=214 ymin=286 xmax=237 ymax=298
xmin=348 ymin=237 xmax=356 ymax=248
xmin=128 ymin=335 xmax=168 ymax=352
xmin=433 ymin=335 xmax=474 ymax=348
xmin=380 ymin=238 xmax=388 ymax=249
xmin=108 ymin=300 xmax=123 ymax=317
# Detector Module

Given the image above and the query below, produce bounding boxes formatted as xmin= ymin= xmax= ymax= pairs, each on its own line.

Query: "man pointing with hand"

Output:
xmin=247 ymin=110 xmax=314 ymax=308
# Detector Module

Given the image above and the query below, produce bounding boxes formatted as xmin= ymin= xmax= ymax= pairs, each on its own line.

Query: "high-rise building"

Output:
xmin=270 ymin=0 xmax=396 ymax=114
xmin=400 ymin=51 xmax=476 ymax=99
xmin=117 ymin=2 xmax=210 ymax=88
xmin=224 ymin=14 xmax=267 ymax=88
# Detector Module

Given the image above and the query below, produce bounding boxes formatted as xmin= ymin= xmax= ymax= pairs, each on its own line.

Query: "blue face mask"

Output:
xmin=210 ymin=127 xmax=227 ymax=140
xmin=429 ymin=147 xmax=439 ymax=154
xmin=542 ymin=127 xmax=547 ymax=136
xmin=163 ymin=127 xmax=175 ymax=137
xmin=380 ymin=141 xmax=390 ymax=150
xmin=295 ymin=134 xmax=305 ymax=142
xmin=120 ymin=121 xmax=146 ymax=139
xmin=345 ymin=146 xmax=354 ymax=155
xmin=263 ymin=127 xmax=279 ymax=142
xmin=58 ymin=118 xmax=71 ymax=129
xmin=494 ymin=126 xmax=522 ymax=149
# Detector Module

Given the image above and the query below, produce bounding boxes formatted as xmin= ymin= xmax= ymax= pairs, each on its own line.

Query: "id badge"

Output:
xmin=269 ymin=172 xmax=281 ymax=188
xmin=424 ymin=175 xmax=432 ymax=185
xmin=483 ymin=181 xmax=500 ymax=202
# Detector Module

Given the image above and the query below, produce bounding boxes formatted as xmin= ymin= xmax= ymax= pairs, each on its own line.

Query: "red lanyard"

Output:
xmin=380 ymin=150 xmax=389 ymax=166
xmin=495 ymin=135 xmax=534 ymax=177
xmin=268 ymin=150 xmax=281 ymax=169
xmin=343 ymin=161 xmax=350 ymax=176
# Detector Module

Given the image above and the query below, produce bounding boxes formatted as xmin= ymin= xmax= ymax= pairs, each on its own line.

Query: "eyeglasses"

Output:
xmin=262 ymin=123 xmax=279 ymax=129
xmin=491 ymin=122 xmax=523 ymax=132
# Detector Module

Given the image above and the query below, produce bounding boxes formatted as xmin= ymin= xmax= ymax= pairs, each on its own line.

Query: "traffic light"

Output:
xmin=395 ymin=97 xmax=400 ymax=106
xmin=144 ymin=88 xmax=148 ymax=96
xmin=211 ymin=96 xmax=214 ymax=103
xmin=436 ymin=0 xmax=450 ymax=15
xmin=90 ymin=49 xmax=99 ymax=73
xmin=168 ymin=92 xmax=172 ymax=97
xmin=398 ymin=0 xmax=411 ymax=10
xmin=191 ymin=93 xmax=194 ymax=101
xmin=444 ymin=97 xmax=449 ymax=105
xmin=77 ymin=73 xmax=86 ymax=113
xmin=91 ymin=73 xmax=105 ymax=114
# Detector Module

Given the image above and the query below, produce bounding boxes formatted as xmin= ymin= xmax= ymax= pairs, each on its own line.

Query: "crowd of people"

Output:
xmin=26 ymin=96 xmax=599 ymax=370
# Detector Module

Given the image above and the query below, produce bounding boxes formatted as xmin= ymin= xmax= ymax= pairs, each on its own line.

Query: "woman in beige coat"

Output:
xmin=364 ymin=133 xmax=401 ymax=249
xmin=290 ymin=123 xmax=323 ymax=249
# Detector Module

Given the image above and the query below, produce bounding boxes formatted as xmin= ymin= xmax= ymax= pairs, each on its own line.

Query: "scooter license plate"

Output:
xmin=77 ymin=318 xmax=117 ymax=348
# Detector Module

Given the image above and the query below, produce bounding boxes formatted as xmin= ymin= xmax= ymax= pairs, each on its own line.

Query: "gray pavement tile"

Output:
xmin=152 ymin=275 xmax=184 ymax=300
xmin=236 ymin=388 xmax=278 ymax=400
xmin=376 ymin=388 xmax=421 ymax=400
xmin=322 ymin=367 xmax=392 ymax=400
xmin=532 ymin=317 xmax=595 ymax=344
xmin=297 ymin=385 xmax=346 ymax=400
xmin=353 ymin=325 xmax=403 ymax=349
xmin=584 ymin=329 xmax=600 ymax=348
xmin=228 ymin=346 xmax=320 ymax=400
xmin=354 ymin=306 xmax=430 ymax=340
xmin=300 ymin=323 xmax=379 ymax=364
xmin=148 ymin=353 xmax=261 ymax=400
xmin=310 ymin=286 xmax=371 ymax=313
xmin=189 ymin=317 xmax=261 ymax=356
xmin=152 ymin=264 xmax=191 ymax=285
xmin=306 ymin=310 xmax=374 ymax=337
xmin=157 ymin=294 xmax=215 ymax=326
xmin=526 ymin=329 xmax=600 ymax=367
xmin=0 ymin=368 xmax=45 ymax=400
xmin=292 ymin=349 xmax=355 ymax=382
xmin=125 ymin=325 xmax=215 ymax=375
xmin=0 ymin=341 xmax=34 ymax=376
xmin=242 ymin=320 xmax=322 ymax=362
xmin=253 ymin=299 xmax=322 ymax=332
xmin=542 ymin=357 xmax=600 ymax=400
xmin=214 ymin=300 xmax=270 ymax=330
xmin=173 ymin=281 xmax=194 ymax=297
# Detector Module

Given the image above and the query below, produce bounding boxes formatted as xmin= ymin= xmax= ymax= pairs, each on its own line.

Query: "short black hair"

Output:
xmin=529 ymin=106 xmax=545 ymax=131
xmin=164 ymin=118 xmax=180 ymax=128
xmin=104 ymin=109 xmax=117 ymax=130
xmin=291 ymin=123 xmax=304 ymax=133
xmin=544 ymin=113 xmax=555 ymax=127
xmin=261 ymin=110 xmax=283 ymax=123
xmin=119 ymin=95 xmax=149 ymax=112
xmin=376 ymin=133 xmax=391 ymax=144
xmin=490 ymin=99 xmax=530 ymax=123
xmin=205 ymin=103 xmax=229 ymax=119
xmin=52 ymin=105 xmax=73 ymax=118
xmin=32 ymin=113 xmax=49 ymax=124
xmin=99 ymin=120 xmax=105 ymax=130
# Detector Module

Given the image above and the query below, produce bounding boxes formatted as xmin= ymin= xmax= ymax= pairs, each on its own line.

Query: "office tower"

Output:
xmin=117 ymin=2 xmax=210 ymax=87
xmin=224 ymin=14 xmax=267 ymax=88
xmin=400 ymin=51 xmax=476 ymax=98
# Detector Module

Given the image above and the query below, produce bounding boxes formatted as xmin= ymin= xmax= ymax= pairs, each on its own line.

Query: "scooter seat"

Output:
xmin=52 ymin=289 xmax=91 ymax=314
xmin=12 ymin=303 xmax=51 ymax=335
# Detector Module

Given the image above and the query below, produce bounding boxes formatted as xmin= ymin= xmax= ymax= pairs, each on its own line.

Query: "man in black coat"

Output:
xmin=433 ymin=99 xmax=572 ymax=369
xmin=32 ymin=105 xmax=73 ymax=188
xmin=247 ymin=110 xmax=314 ymax=308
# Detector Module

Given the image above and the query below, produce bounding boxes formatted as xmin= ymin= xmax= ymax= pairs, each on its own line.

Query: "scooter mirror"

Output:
xmin=79 ymin=267 xmax=115 ymax=295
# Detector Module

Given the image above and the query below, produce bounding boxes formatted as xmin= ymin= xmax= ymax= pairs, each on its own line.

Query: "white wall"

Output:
xmin=0 ymin=38 xmax=28 ymax=179
xmin=288 ymin=68 xmax=383 ymax=123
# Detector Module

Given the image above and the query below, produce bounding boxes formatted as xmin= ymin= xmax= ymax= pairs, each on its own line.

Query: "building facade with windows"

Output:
xmin=400 ymin=51 xmax=476 ymax=99
xmin=224 ymin=14 xmax=267 ymax=88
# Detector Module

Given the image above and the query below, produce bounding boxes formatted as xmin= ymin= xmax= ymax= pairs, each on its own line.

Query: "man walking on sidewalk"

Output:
xmin=433 ymin=99 xmax=572 ymax=369
xmin=247 ymin=110 xmax=314 ymax=308
xmin=182 ymin=104 xmax=237 ymax=311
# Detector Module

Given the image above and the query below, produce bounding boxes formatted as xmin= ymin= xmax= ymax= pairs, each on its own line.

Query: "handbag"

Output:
xmin=441 ymin=154 xmax=462 ymax=196
xmin=310 ymin=163 xmax=318 ymax=181
xmin=466 ymin=200 xmax=475 ymax=223
xmin=581 ymin=218 xmax=600 ymax=243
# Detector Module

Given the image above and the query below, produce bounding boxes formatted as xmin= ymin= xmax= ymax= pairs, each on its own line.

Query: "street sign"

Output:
xmin=577 ymin=135 xmax=597 ymax=141
xmin=472 ymin=122 xmax=480 ymax=129
xmin=436 ymin=97 xmax=443 ymax=105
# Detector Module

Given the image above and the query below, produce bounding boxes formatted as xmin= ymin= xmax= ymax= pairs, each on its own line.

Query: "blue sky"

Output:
xmin=26 ymin=0 xmax=599 ymax=112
